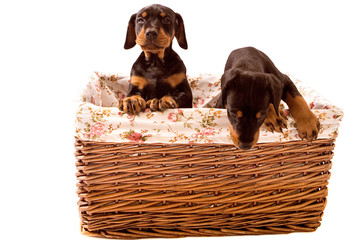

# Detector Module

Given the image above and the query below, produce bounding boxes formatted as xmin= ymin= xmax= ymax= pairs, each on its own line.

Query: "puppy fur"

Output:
xmin=216 ymin=47 xmax=320 ymax=150
xmin=119 ymin=4 xmax=193 ymax=114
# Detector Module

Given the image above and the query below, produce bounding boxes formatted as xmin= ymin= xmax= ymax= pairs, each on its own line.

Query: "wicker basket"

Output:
xmin=74 ymin=73 xmax=342 ymax=238
xmin=75 ymin=138 xmax=334 ymax=238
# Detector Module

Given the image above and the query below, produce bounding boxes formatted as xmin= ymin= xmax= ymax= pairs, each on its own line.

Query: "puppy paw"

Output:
xmin=159 ymin=96 xmax=178 ymax=111
xmin=146 ymin=98 xmax=159 ymax=111
xmin=264 ymin=104 xmax=288 ymax=133
xmin=118 ymin=95 xmax=146 ymax=115
xmin=264 ymin=115 xmax=287 ymax=133
xmin=296 ymin=113 xmax=320 ymax=141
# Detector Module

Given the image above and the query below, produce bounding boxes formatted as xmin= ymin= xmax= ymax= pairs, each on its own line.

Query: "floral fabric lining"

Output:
xmin=75 ymin=72 xmax=343 ymax=144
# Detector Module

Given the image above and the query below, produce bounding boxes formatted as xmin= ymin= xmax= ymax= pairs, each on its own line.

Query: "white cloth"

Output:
xmin=75 ymin=72 xmax=343 ymax=144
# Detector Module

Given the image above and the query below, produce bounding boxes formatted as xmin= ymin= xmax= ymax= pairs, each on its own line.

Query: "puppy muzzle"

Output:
xmin=145 ymin=29 xmax=158 ymax=40
xmin=238 ymin=142 xmax=253 ymax=150
xmin=140 ymin=28 xmax=163 ymax=50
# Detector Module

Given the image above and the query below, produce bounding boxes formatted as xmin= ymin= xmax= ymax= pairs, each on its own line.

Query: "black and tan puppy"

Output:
xmin=216 ymin=47 xmax=320 ymax=150
xmin=119 ymin=4 xmax=192 ymax=114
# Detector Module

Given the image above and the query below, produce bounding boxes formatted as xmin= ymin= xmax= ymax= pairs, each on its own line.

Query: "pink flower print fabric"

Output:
xmin=75 ymin=73 xmax=343 ymax=144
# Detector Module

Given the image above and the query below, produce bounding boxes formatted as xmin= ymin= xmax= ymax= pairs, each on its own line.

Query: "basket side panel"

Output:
xmin=75 ymin=139 xmax=334 ymax=238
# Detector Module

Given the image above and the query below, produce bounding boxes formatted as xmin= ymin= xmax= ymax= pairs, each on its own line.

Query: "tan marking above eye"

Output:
xmin=237 ymin=111 xmax=243 ymax=118
xmin=141 ymin=12 xmax=147 ymax=17
xmin=256 ymin=112 xmax=261 ymax=119
xmin=160 ymin=12 xmax=166 ymax=17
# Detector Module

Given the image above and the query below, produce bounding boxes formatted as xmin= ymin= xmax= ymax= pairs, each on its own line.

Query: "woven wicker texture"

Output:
xmin=75 ymin=138 xmax=334 ymax=238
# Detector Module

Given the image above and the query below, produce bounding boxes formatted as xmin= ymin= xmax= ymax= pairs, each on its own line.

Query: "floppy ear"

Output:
xmin=175 ymin=13 xmax=188 ymax=49
xmin=267 ymin=74 xmax=283 ymax=116
xmin=220 ymin=69 xmax=238 ymax=107
xmin=124 ymin=14 xmax=137 ymax=49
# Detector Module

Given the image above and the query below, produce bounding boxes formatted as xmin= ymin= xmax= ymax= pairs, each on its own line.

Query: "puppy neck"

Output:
xmin=142 ymin=48 xmax=165 ymax=60
xmin=141 ymin=43 xmax=173 ymax=61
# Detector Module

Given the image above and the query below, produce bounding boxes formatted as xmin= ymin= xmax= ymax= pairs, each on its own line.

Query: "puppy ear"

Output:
xmin=175 ymin=13 xmax=188 ymax=49
xmin=220 ymin=69 xmax=238 ymax=107
xmin=267 ymin=74 xmax=283 ymax=116
xmin=124 ymin=14 xmax=137 ymax=49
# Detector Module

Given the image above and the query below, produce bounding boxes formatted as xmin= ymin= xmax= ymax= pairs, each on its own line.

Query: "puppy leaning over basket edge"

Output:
xmin=216 ymin=47 xmax=320 ymax=150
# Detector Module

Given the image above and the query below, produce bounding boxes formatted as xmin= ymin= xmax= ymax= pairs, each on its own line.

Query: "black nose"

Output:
xmin=146 ymin=30 xmax=158 ymax=40
xmin=238 ymin=142 xmax=253 ymax=150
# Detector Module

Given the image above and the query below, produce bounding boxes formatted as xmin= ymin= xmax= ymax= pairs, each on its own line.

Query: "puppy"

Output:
xmin=216 ymin=47 xmax=320 ymax=150
xmin=119 ymin=4 xmax=193 ymax=114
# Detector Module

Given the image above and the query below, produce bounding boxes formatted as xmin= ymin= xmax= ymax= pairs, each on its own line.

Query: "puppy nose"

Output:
xmin=238 ymin=142 xmax=253 ymax=150
xmin=145 ymin=30 xmax=158 ymax=40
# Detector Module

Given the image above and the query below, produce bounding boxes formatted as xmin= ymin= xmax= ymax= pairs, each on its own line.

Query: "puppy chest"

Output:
xmin=145 ymin=77 xmax=174 ymax=98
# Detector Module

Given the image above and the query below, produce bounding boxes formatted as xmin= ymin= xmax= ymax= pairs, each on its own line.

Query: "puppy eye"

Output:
xmin=137 ymin=17 xmax=145 ymax=24
xmin=229 ymin=112 xmax=239 ymax=119
xmin=161 ymin=17 xmax=171 ymax=24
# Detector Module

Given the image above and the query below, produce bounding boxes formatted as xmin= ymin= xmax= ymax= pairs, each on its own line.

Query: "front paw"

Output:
xmin=159 ymin=96 xmax=178 ymax=111
xmin=146 ymin=98 xmax=159 ymax=111
xmin=296 ymin=114 xmax=321 ymax=141
xmin=264 ymin=104 xmax=288 ymax=133
xmin=118 ymin=95 xmax=146 ymax=115
xmin=264 ymin=112 xmax=288 ymax=133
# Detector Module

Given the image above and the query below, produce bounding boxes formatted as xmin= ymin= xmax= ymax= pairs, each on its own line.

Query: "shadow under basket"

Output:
xmin=75 ymin=138 xmax=334 ymax=239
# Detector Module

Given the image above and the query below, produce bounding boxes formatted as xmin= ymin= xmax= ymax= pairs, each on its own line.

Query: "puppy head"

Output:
xmin=221 ymin=70 xmax=282 ymax=150
xmin=124 ymin=4 xmax=187 ymax=58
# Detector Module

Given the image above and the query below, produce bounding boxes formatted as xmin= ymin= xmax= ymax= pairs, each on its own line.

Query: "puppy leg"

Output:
xmin=164 ymin=74 xmax=193 ymax=108
xmin=285 ymin=92 xmax=320 ymax=140
xmin=118 ymin=95 xmax=146 ymax=115
xmin=264 ymin=104 xmax=288 ymax=133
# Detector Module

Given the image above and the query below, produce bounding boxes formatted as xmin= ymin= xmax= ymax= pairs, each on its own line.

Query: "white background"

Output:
xmin=1 ymin=0 xmax=359 ymax=239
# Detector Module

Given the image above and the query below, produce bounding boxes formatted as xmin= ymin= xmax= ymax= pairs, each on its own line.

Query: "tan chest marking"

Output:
xmin=164 ymin=73 xmax=186 ymax=88
xmin=131 ymin=75 xmax=149 ymax=90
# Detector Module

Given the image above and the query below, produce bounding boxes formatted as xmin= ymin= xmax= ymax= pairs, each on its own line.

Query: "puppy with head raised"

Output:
xmin=119 ymin=4 xmax=192 ymax=114
xmin=216 ymin=47 xmax=320 ymax=150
